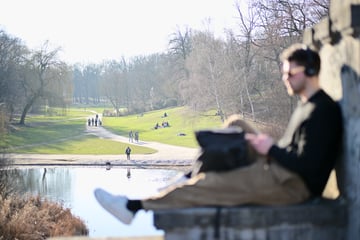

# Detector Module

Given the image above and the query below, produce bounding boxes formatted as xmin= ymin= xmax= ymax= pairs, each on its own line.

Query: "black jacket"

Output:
xmin=268 ymin=90 xmax=343 ymax=196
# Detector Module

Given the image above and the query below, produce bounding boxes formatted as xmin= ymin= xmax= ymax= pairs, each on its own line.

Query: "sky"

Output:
xmin=0 ymin=0 xmax=241 ymax=64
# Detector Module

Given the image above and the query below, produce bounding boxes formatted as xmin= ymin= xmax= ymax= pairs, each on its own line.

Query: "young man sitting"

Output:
xmin=94 ymin=44 xmax=343 ymax=225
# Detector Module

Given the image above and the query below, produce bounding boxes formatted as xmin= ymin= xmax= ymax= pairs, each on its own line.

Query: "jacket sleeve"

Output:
xmin=268 ymin=102 xmax=342 ymax=177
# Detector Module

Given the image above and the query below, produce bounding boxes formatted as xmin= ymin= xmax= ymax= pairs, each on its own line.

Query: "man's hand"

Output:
xmin=245 ymin=133 xmax=274 ymax=155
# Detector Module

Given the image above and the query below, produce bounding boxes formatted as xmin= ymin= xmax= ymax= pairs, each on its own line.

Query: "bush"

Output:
xmin=0 ymin=154 xmax=14 ymax=198
xmin=0 ymin=194 xmax=88 ymax=240
xmin=0 ymin=155 xmax=88 ymax=240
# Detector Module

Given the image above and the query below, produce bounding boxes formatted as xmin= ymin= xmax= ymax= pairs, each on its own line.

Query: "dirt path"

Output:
xmin=7 ymin=123 xmax=199 ymax=170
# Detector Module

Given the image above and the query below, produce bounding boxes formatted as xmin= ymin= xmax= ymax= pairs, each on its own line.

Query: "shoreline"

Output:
xmin=4 ymin=153 xmax=196 ymax=172
xmin=3 ymin=125 xmax=199 ymax=172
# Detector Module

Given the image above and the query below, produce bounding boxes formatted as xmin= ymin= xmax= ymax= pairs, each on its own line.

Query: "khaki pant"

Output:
xmin=142 ymin=159 xmax=310 ymax=210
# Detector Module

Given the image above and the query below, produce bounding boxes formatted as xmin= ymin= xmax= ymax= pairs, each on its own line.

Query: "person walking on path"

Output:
xmin=94 ymin=44 xmax=343 ymax=225
xmin=125 ymin=146 xmax=131 ymax=160
xmin=134 ymin=131 xmax=139 ymax=143
xmin=128 ymin=131 xmax=133 ymax=142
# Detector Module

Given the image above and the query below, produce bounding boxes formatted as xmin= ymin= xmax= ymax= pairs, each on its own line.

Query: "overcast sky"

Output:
xmin=0 ymin=0 xmax=241 ymax=64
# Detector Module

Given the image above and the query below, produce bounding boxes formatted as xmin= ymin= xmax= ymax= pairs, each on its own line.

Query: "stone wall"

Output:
xmin=303 ymin=0 xmax=360 ymax=239
xmin=154 ymin=199 xmax=347 ymax=240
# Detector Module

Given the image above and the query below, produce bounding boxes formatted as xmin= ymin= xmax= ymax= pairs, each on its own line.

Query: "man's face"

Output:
xmin=282 ymin=60 xmax=306 ymax=96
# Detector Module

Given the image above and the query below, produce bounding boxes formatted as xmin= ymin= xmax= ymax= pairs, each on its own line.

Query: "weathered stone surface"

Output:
xmin=154 ymin=198 xmax=347 ymax=240
xmin=315 ymin=2 xmax=360 ymax=240
xmin=48 ymin=237 xmax=162 ymax=240
xmin=331 ymin=1 xmax=360 ymax=36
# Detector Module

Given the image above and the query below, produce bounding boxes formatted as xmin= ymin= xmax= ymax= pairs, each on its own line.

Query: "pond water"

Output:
xmin=9 ymin=167 xmax=181 ymax=238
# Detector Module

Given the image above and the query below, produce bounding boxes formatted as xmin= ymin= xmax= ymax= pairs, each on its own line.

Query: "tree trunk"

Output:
xmin=244 ymin=75 xmax=255 ymax=120
xmin=19 ymin=94 xmax=38 ymax=125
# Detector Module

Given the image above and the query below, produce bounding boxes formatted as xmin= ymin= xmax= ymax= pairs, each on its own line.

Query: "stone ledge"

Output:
xmin=154 ymin=198 xmax=347 ymax=240
xmin=48 ymin=236 xmax=163 ymax=240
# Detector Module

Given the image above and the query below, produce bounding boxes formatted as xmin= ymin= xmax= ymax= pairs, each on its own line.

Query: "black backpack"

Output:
xmin=193 ymin=128 xmax=256 ymax=174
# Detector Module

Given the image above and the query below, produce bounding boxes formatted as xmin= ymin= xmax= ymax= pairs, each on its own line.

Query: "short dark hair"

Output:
xmin=280 ymin=43 xmax=321 ymax=76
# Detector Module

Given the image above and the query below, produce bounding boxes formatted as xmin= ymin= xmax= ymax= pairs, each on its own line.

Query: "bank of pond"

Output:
xmin=1 ymin=167 xmax=180 ymax=239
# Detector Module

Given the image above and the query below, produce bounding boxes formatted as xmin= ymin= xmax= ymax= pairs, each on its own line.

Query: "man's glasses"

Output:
xmin=283 ymin=66 xmax=305 ymax=78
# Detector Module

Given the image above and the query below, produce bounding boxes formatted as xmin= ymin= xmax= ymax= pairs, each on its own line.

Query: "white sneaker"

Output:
xmin=94 ymin=188 xmax=134 ymax=225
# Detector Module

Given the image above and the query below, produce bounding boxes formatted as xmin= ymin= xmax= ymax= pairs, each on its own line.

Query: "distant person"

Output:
xmin=134 ymin=131 xmax=139 ymax=142
xmin=95 ymin=114 xmax=99 ymax=127
xmin=94 ymin=44 xmax=343 ymax=226
xmin=105 ymin=161 xmax=111 ymax=171
xmin=125 ymin=146 xmax=131 ymax=160
xmin=129 ymin=131 xmax=133 ymax=142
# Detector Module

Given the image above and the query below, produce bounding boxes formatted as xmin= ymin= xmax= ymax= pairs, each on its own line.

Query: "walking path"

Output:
xmin=7 ymin=124 xmax=199 ymax=170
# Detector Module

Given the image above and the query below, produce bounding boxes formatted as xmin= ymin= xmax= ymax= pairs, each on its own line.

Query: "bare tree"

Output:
xmin=224 ymin=1 xmax=261 ymax=120
xmin=168 ymin=26 xmax=193 ymax=64
xmin=101 ymin=60 xmax=127 ymax=116
xmin=18 ymin=41 xmax=63 ymax=125
xmin=222 ymin=0 xmax=330 ymax=127
xmin=72 ymin=65 xmax=85 ymax=104
xmin=253 ymin=0 xmax=329 ymax=36
xmin=168 ymin=26 xmax=193 ymax=104
xmin=169 ymin=27 xmax=192 ymax=79
xmin=184 ymin=31 xmax=229 ymax=120
xmin=0 ymin=30 xmax=28 ymax=123
xmin=46 ymin=62 xmax=73 ymax=108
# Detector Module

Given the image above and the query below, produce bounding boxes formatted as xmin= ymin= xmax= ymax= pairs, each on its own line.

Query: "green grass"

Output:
xmin=1 ymin=106 xmax=223 ymax=154
xmin=16 ymin=135 xmax=156 ymax=154
xmin=4 ymin=119 xmax=86 ymax=148
xmin=1 ymin=108 xmax=155 ymax=154
xmin=102 ymin=107 xmax=223 ymax=148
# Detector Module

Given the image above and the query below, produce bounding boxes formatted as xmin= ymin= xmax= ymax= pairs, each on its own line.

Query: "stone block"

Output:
xmin=154 ymin=198 xmax=347 ymax=240
xmin=331 ymin=3 xmax=360 ymax=37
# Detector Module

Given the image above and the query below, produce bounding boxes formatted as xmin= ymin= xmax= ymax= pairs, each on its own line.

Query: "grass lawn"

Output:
xmin=102 ymin=106 xmax=223 ymax=148
xmin=0 ymin=108 xmax=153 ymax=154
xmin=15 ymin=135 xmax=156 ymax=154
xmin=1 ymin=106 xmax=223 ymax=154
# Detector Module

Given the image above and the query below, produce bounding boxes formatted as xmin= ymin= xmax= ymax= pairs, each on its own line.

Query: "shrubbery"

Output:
xmin=0 ymin=195 xmax=88 ymax=240
xmin=0 ymin=156 xmax=88 ymax=240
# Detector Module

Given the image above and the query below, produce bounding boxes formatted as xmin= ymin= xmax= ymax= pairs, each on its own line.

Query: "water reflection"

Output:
xmin=10 ymin=167 xmax=180 ymax=237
